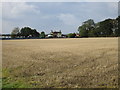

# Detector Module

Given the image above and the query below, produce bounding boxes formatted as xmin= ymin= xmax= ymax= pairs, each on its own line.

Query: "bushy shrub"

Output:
xmin=67 ymin=33 xmax=76 ymax=38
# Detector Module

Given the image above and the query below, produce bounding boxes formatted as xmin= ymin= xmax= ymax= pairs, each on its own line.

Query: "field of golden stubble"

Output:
xmin=2 ymin=38 xmax=118 ymax=88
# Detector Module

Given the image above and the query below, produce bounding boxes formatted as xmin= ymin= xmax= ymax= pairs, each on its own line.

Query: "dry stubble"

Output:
xmin=2 ymin=38 xmax=118 ymax=88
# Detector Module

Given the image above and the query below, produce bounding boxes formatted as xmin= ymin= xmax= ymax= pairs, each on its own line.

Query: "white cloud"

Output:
xmin=107 ymin=2 xmax=118 ymax=10
xmin=58 ymin=13 xmax=79 ymax=25
xmin=1 ymin=2 xmax=118 ymax=34
xmin=2 ymin=20 xmax=15 ymax=33
xmin=106 ymin=2 xmax=118 ymax=18
xmin=2 ymin=2 xmax=41 ymax=33
xmin=2 ymin=2 xmax=40 ymax=19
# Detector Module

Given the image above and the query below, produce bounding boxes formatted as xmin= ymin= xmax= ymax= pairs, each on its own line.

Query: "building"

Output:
xmin=76 ymin=33 xmax=80 ymax=37
xmin=50 ymin=30 xmax=62 ymax=38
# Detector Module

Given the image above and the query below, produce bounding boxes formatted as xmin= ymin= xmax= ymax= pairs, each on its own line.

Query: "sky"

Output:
xmin=1 ymin=2 xmax=119 ymax=34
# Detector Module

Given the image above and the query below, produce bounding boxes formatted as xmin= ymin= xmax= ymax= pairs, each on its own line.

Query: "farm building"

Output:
xmin=49 ymin=30 xmax=62 ymax=38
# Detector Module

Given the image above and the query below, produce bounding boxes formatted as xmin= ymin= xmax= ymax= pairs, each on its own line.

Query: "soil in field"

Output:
xmin=2 ymin=38 xmax=118 ymax=88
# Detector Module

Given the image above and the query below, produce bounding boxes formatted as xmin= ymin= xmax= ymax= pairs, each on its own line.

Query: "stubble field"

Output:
xmin=2 ymin=38 xmax=118 ymax=88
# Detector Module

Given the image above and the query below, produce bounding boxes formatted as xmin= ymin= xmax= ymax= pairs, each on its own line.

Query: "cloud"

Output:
xmin=58 ymin=13 xmax=79 ymax=25
xmin=2 ymin=20 xmax=16 ymax=33
xmin=1 ymin=2 xmax=118 ymax=34
xmin=106 ymin=2 xmax=118 ymax=14
xmin=2 ymin=2 xmax=41 ymax=33
xmin=2 ymin=2 xmax=40 ymax=19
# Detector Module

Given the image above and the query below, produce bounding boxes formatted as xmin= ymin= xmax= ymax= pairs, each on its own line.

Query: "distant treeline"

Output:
xmin=11 ymin=27 xmax=45 ymax=38
xmin=78 ymin=16 xmax=120 ymax=37
xmin=9 ymin=16 xmax=120 ymax=39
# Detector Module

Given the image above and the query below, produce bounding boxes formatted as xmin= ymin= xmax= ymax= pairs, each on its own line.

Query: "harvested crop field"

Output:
xmin=2 ymin=38 xmax=118 ymax=88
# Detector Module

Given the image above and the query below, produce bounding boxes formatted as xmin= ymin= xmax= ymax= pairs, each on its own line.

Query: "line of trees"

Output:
xmin=78 ymin=16 xmax=120 ymax=37
xmin=11 ymin=16 xmax=120 ymax=39
xmin=67 ymin=33 xmax=76 ymax=38
xmin=11 ymin=27 xmax=45 ymax=38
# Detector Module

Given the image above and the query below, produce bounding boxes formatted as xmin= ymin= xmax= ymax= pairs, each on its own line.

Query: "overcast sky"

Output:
xmin=2 ymin=2 xmax=118 ymax=34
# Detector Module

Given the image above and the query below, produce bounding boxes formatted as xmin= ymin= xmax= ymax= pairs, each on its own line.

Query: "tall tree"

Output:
xmin=115 ymin=16 xmax=120 ymax=36
xmin=20 ymin=27 xmax=40 ymax=38
xmin=78 ymin=19 xmax=95 ymax=37
xmin=11 ymin=27 xmax=20 ymax=38
xmin=67 ymin=33 xmax=76 ymax=38
xmin=97 ymin=19 xmax=113 ymax=37
xmin=31 ymin=29 xmax=40 ymax=37
xmin=83 ymin=19 xmax=95 ymax=27
xmin=78 ymin=25 xmax=88 ymax=37
xmin=40 ymin=31 xmax=45 ymax=38
xmin=20 ymin=27 xmax=31 ymax=38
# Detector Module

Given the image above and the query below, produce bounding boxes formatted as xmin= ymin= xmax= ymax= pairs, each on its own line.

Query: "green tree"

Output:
xmin=40 ymin=31 xmax=45 ymax=38
xmin=83 ymin=19 xmax=95 ymax=27
xmin=78 ymin=24 xmax=89 ymax=37
xmin=20 ymin=27 xmax=31 ymax=38
xmin=115 ymin=16 xmax=120 ymax=36
xmin=20 ymin=27 xmax=40 ymax=38
xmin=88 ymin=29 xmax=98 ymax=37
xmin=96 ymin=19 xmax=113 ymax=37
xmin=78 ymin=18 xmax=119 ymax=37
xmin=31 ymin=29 xmax=40 ymax=37
xmin=78 ymin=19 xmax=95 ymax=37
xmin=67 ymin=33 xmax=76 ymax=38
xmin=11 ymin=27 xmax=20 ymax=38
